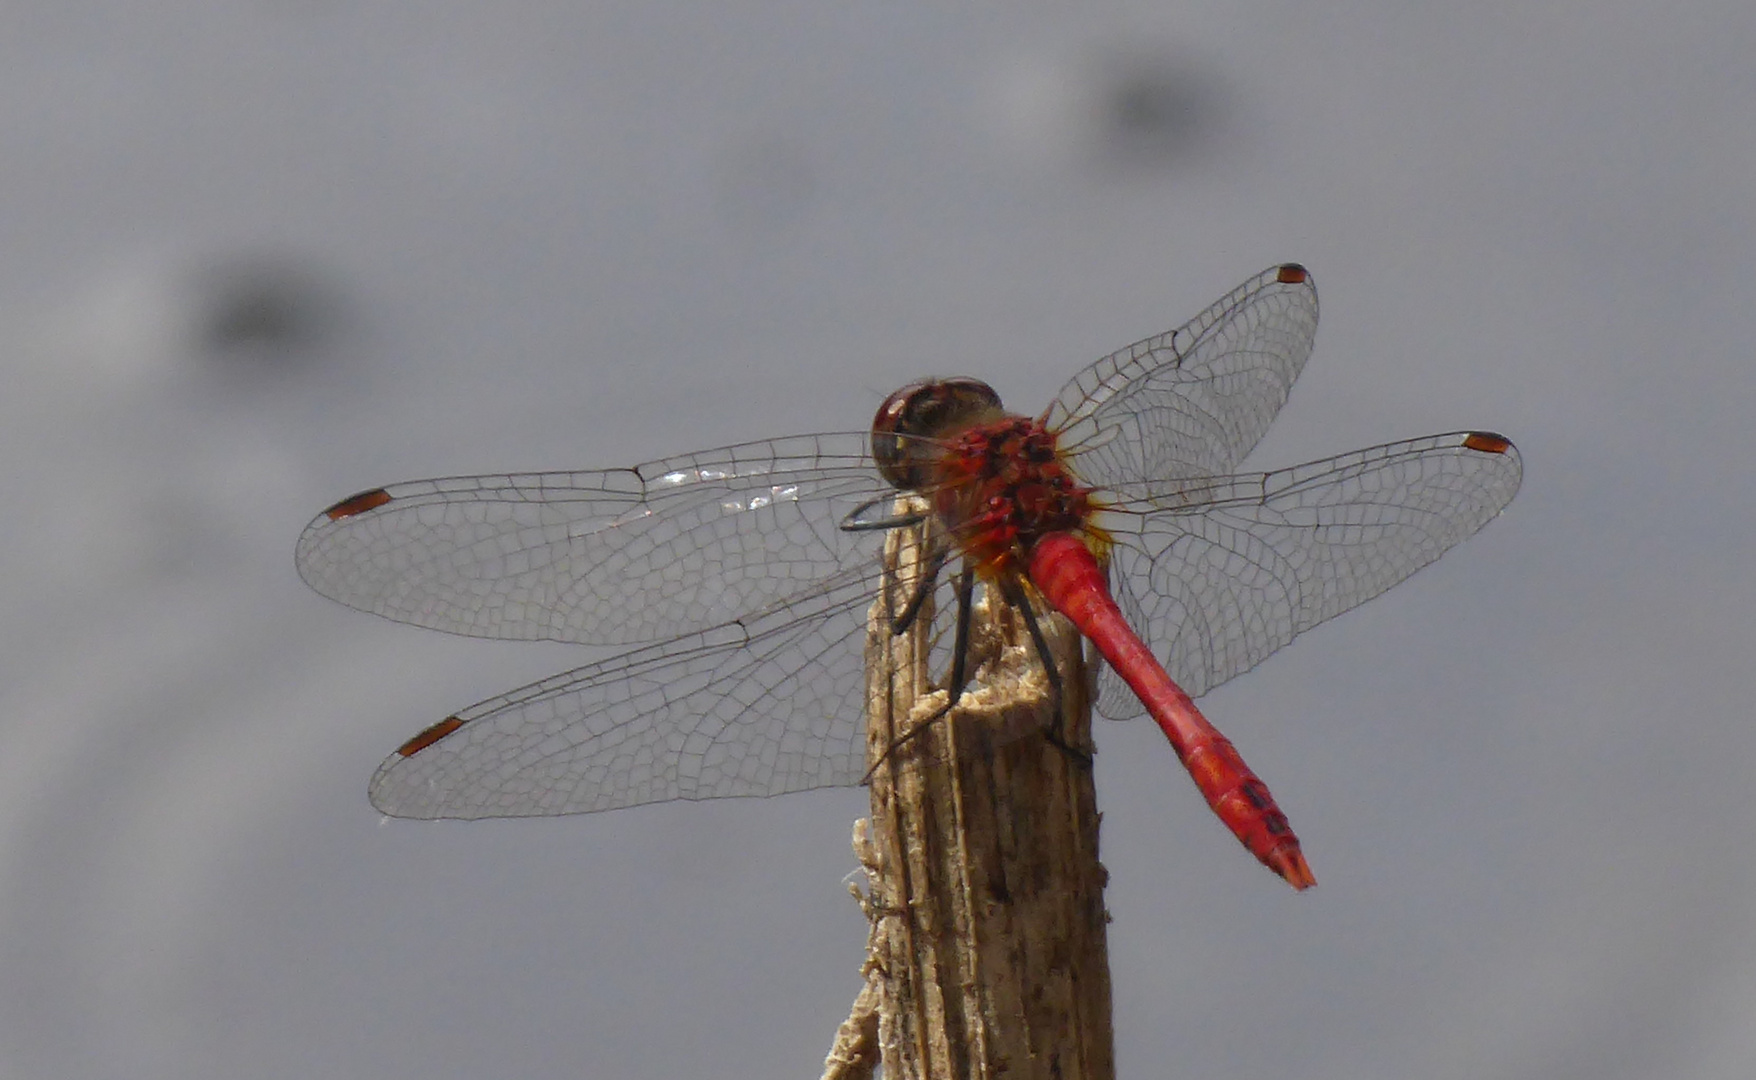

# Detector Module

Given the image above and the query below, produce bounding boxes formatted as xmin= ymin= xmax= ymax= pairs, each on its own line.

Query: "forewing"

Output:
xmin=367 ymin=565 xmax=881 ymax=818
xmin=295 ymin=433 xmax=893 ymax=646
xmin=1093 ymin=432 xmax=1522 ymax=716
xmin=1046 ymin=264 xmax=1319 ymax=488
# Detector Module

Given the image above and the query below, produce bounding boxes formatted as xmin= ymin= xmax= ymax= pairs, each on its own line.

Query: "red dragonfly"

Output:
xmin=296 ymin=264 xmax=1520 ymax=889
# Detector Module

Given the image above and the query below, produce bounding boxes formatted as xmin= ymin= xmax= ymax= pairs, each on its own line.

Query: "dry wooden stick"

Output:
xmin=822 ymin=506 xmax=1116 ymax=1080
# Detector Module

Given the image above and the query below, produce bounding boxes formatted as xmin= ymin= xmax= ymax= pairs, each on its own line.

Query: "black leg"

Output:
xmin=864 ymin=565 xmax=975 ymax=780
xmin=999 ymin=576 xmax=1091 ymax=765
xmin=942 ymin=566 xmax=977 ymax=703
xmin=891 ymin=538 xmax=952 ymax=636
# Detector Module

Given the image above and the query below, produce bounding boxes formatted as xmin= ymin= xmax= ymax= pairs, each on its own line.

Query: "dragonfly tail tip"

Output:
xmin=1266 ymin=846 xmax=1317 ymax=891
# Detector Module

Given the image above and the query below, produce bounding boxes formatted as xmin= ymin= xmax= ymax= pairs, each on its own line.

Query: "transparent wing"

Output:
xmin=368 ymin=565 xmax=885 ymax=818
xmin=295 ymin=433 xmax=896 ymax=647
xmin=1047 ymin=264 xmax=1320 ymax=488
xmin=1091 ymin=432 xmax=1522 ymax=717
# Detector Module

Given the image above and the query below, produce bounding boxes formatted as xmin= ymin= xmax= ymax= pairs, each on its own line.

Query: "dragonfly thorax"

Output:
xmin=870 ymin=378 xmax=1099 ymax=574
xmin=928 ymin=416 xmax=1098 ymax=576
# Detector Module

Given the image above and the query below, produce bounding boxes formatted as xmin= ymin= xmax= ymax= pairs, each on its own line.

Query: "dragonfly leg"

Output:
xmin=999 ymin=576 xmax=1092 ymax=766
xmin=864 ymin=566 xmax=975 ymax=781
xmin=839 ymin=497 xmax=930 ymax=533
xmin=891 ymin=538 xmax=952 ymax=636
xmin=941 ymin=565 xmax=977 ymax=705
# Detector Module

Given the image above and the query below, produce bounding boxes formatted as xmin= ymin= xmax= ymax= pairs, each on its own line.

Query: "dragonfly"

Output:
xmin=296 ymin=263 xmax=1521 ymax=889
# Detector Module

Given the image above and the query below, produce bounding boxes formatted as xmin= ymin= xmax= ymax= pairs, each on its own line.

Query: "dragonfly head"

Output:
xmin=872 ymin=377 xmax=1004 ymax=491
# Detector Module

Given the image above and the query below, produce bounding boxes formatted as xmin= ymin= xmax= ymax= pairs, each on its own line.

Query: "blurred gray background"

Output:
xmin=4 ymin=3 xmax=1753 ymax=1078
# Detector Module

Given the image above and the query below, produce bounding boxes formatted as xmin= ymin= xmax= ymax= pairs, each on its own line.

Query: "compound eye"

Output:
xmin=871 ymin=382 xmax=934 ymax=491
xmin=870 ymin=378 xmax=1004 ymax=490
xmin=934 ymin=377 xmax=1003 ymax=416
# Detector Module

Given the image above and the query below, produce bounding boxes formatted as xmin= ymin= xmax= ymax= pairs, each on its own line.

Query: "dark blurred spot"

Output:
xmin=1094 ymin=57 xmax=1222 ymax=167
xmin=194 ymin=255 xmax=350 ymax=364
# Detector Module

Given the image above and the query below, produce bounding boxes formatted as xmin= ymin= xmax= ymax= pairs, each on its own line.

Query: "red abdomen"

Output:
xmin=1028 ymin=532 xmax=1314 ymax=890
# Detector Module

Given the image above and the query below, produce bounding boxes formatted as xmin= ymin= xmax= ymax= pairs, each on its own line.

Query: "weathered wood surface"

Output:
xmin=824 ymin=509 xmax=1115 ymax=1080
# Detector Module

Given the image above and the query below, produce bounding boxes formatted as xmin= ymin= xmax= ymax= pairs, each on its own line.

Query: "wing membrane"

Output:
xmin=1048 ymin=264 xmax=1320 ymax=487
xmin=367 ymin=565 xmax=883 ymax=818
xmin=295 ymin=433 xmax=894 ymax=647
xmin=1092 ymin=432 xmax=1522 ymax=715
